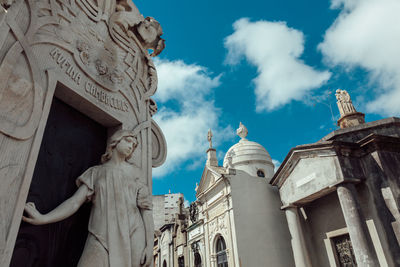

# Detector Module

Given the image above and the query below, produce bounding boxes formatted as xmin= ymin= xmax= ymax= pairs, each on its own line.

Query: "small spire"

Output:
xmin=206 ymin=129 xmax=218 ymax=166
xmin=237 ymin=122 xmax=248 ymax=140
xmin=207 ymin=129 xmax=213 ymax=149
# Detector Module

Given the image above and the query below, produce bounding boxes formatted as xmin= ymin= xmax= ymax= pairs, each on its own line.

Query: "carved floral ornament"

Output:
xmin=0 ymin=0 xmax=165 ymax=140
xmin=208 ymin=214 xmax=228 ymax=242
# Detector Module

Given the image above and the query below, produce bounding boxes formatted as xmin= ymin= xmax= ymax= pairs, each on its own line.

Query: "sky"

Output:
xmin=135 ymin=0 xmax=400 ymax=204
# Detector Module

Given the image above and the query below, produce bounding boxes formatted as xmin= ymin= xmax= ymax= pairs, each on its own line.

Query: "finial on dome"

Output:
xmin=207 ymin=129 xmax=213 ymax=148
xmin=237 ymin=122 xmax=248 ymax=140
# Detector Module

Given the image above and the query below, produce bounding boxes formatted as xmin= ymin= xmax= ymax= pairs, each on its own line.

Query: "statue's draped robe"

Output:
xmin=76 ymin=165 xmax=152 ymax=267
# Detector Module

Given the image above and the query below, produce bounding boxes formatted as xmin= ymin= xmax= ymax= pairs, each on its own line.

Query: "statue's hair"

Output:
xmin=101 ymin=129 xmax=138 ymax=163
xmin=144 ymin=17 xmax=163 ymax=36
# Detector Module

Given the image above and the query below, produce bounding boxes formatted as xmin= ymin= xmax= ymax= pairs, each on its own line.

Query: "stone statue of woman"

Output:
xmin=335 ymin=89 xmax=357 ymax=116
xmin=22 ymin=130 xmax=154 ymax=267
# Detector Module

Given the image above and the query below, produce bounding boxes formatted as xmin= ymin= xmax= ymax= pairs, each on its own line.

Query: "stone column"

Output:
xmin=285 ymin=207 xmax=312 ymax=267
xmin=337 ymin=183 xmax=379 ymax=267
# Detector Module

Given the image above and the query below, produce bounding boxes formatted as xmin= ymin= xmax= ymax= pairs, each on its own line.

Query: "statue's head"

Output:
xmin=101 ymin=129 xmax=138 ymax=163
xmin=137 ymin=17 xmax=165 ymax=56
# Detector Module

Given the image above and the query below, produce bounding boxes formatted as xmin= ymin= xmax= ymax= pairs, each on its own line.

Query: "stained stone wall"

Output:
xmin=0 ymin=0 xmax=166 ymax=265
xmin=272 ymin=118 xmax=400 ymax=267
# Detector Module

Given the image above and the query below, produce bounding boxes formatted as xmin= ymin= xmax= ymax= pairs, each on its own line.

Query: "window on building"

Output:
xmin=331 ymin=234 xmax=357 ymax=267
xmin=257 ymin=169 xmax=265 ymax=177
xmin=178 ymin=256 xmax=184 ymax=267
xmin=194 ymin=252 xmax=202 ymax=267
xmin=163 ymin=260 xmax=167 ymax=267
xmin=216 ymin=236 xmax=228 ymax=267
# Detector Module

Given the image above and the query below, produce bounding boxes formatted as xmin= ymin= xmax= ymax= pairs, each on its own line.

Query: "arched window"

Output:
xmin=216 ymin=236 xmax=228 ymax=267
xmin=194 ymin=252 xmax=202 ymax=267
xmin=163 ymin=260 xmax=167 ymax=267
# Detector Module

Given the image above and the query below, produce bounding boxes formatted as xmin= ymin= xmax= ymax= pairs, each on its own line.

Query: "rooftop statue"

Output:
xmin=207 ymin=129 xmax=213 ymax=149
xmin=236 ymin=122 xmax=248 ymax=140
xmin=335 ymin=89 xmax=357 ymax=117
xmin=23 ymin=130 xmax=154 ymax=267
xmin=335 ymin=89 xmax=365 ymax=128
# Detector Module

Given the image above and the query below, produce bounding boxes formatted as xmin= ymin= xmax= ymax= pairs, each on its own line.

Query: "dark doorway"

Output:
xmin=194 ymin=252 xmax=202 ymax=267
xmin=178 ymin=256 xmax=184 ymax=267
xmin=10 ymin=97 xmax=107 ymax=267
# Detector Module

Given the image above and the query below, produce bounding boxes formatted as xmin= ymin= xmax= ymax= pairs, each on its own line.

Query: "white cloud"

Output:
xmin=224 ymin=18 xmax=331 ymax=112
xmin=183 ymin=199 xmax=190 ymax=208
xmin=272 ymin=159 xmax=281 ymax=173
xmin=319 ymin=0 xmax=400 ymax=116
xmin=152 ymin=59 xmax=233 ymax=178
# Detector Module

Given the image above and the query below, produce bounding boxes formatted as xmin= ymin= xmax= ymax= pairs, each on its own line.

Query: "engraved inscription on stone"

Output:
xmin=50 ymin=48 xmax=82 ymax=85
xmin=85 ymin=82 xmax=129 ymax=112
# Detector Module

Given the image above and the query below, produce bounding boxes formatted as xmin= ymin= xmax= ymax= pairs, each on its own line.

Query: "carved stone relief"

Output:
xmin=208 ymin=213 xmax=229 ymax=243
xmin=0 ymin=0 xmax=166 ymax=265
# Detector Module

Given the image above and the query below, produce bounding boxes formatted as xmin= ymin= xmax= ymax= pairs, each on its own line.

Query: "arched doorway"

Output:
xmin=194 ymin=252 xmax=202 ymax=267
xmin=163 ymin=260 xmax=167 ymax=267
xmin=216 ymin=236 xmax=228 ymax=267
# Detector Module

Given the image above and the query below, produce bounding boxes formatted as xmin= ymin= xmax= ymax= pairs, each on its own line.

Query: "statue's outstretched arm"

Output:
xmin=140 ymin=209 xmax=154 ymax=267
xmin=22 ymin=184 xmax=89 ymax=225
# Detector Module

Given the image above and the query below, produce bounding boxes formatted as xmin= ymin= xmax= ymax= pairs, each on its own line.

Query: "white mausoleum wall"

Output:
xmin=229 ymin=170 xmax=295 ymax=266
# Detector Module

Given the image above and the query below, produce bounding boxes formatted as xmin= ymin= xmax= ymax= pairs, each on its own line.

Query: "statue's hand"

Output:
xmin=22 ymin=202 xmax=47 ymax=225
xmin=140 ymin=245 xmax=152 ymax=267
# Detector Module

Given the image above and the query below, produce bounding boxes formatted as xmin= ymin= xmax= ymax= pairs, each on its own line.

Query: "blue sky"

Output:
xmin=135 ymin=0 xmax=400 ymax=203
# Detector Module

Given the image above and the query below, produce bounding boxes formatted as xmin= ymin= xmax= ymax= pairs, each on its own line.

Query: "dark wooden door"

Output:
xmin=10 ymin=97 xmax=107 ymax=267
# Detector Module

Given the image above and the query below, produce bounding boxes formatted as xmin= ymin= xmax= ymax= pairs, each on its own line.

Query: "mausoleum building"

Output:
xmin=186 ymin=126 xmax=295 ymax=267
xmin=272 ymin=90 xmax=400 ymax=267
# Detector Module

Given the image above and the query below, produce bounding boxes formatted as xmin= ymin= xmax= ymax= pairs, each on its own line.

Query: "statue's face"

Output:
xmin=116 ymin=136 xmax=136 ymax=158
xmin=137 ymin=19 xmax=159 ymax=45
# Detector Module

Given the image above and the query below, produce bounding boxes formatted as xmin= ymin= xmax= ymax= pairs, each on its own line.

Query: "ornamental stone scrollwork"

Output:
xmin=0 ymin=0 xmax=165 ymax=140
xmin=148 ymin=98 xmax=157 ymax=117
xmin=208 ymin=214 xmax=228 ymax=243
xmin=218 ymin=213 xmax=228 ymax=234
xmin=1 ymin=0 xmax=167 ymax=265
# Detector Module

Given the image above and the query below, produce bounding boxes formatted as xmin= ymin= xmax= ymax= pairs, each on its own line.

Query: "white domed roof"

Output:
xmin=223 ymin=139 xmax=272 ymax=166
xmin=223 ymin=123 xmax=274 ymax=178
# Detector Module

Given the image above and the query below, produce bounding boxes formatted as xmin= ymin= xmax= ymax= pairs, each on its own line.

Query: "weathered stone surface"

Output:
xmin=0 ymin=0 xmax=166 ymax=265
xmin=335 ymin=89 xmax=365 ymax=129
xmin=337 ymin=183 xmax=379 ymax=267
xmin=272 ymin=117 xmax=400 ymax=266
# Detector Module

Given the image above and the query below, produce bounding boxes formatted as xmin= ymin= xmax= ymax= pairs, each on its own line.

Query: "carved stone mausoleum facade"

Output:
xmin=184 ymin=127 xmax=295 ymax=267
xmin=272 ymin=91 xmax=400 ymax=267
xmin=0 ymin=0 xmax=166 ymax=266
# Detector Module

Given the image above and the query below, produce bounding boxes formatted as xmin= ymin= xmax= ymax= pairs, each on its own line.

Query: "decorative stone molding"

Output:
xmin=0 ymin=0 xmax=166 ymax=265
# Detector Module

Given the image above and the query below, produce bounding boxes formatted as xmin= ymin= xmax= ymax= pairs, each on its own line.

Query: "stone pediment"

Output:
xmin=271 ymin=141 xmax=363 ymax=205
xmin=196 ymin=165 xmax=227 ymax=197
